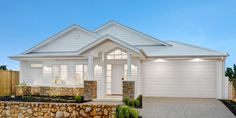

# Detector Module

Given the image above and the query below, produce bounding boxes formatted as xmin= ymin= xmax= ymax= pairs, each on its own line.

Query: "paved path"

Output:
xmin=139 ymin=97 xmax=235 ymax=118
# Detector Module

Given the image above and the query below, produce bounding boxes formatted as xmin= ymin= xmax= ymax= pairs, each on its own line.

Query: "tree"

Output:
xmin=225 ymin=64 xmax=236 ymax=80
xmin=0 ymin=65 xmax=7 ymax=70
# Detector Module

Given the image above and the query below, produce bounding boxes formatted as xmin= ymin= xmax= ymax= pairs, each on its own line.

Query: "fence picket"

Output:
xmin=0 ymin=70 xmax=19 ymax=96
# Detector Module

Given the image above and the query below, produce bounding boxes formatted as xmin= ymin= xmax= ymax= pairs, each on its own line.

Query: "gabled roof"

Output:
xmin=10 ymin=21 xmax=228 ymax=60
xmin=136 ymin=41 xmax=228 ymax=57
xmin=23 ymin=24 xmax=100 ymax=54
xmin=77 ymin=35 xmax=141 ymax=55
xmin=94 ymin=21 xmax=171 ymax=46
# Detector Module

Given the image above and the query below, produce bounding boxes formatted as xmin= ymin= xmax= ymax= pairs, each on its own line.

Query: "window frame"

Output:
xmin=75 ymin=64 xmax=88 ymax=85
xmin=52 ymin=64 xmax=68 ymax=84
xmin=106 ymin=48 xmax=128 ymax=60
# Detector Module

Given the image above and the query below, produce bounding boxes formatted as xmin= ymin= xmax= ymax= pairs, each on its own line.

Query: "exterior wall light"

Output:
xmin=153 ymin=59 xmax=167 ymax=62
xmin=191 ymin=58 xmax=204 ymax=62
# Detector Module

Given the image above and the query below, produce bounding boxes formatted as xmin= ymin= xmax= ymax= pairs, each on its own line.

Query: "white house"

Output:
xmin=10 ymin=21 xmax=228 ymax=99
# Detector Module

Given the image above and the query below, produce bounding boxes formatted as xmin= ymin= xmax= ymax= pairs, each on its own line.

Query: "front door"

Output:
xmin=111 ymin=64 xmax=124 ymax=95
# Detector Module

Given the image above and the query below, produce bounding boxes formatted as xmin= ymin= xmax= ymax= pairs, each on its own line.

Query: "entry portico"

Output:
xmin=79 ymin=35 xmax=143 ymax=97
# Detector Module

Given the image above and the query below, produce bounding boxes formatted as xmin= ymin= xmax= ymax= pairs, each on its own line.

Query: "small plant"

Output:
xmin=74 ymin=96 xmax=84 ymax=103
xmin=123 ymin=95 xmax=142 ymax=108
xmin=116 ymin=105 xmax=139 ymax=118
xmin=19 ymin=80 xmax=28 ymax=86
xmin=135 ymin=95 xmax=142 ymax=108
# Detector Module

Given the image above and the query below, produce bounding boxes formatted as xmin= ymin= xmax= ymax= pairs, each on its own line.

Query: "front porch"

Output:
xmin=81 ymin=38 xmax=142 ymax=99
xmin=17 ymin=37 xmax=143 ymax=101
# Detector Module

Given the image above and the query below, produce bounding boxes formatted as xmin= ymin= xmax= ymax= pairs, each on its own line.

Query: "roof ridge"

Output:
xmin=94 ymin=20 xmax=172 ymax=46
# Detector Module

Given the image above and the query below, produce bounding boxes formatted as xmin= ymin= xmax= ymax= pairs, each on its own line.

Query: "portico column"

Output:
xmin=88 ymin=52 xmax=94 ymax=80
xmin=127 ymin=50 xmax=131 ymax=80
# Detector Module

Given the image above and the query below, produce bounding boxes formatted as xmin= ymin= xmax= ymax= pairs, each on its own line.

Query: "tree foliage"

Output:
xmin=225 ymin=64 xmax=236 ymax=80
xmin=0 ymin=65 xmax=7 ymax=70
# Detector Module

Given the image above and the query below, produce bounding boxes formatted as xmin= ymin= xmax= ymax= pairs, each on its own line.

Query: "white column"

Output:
xmin=102 ymin=52 xmax=106 ymax=96
xmin=88 ymin=52 xmax=94 ymax=80
xmin=127 ymin=50 xmax=131 ymax=80
xmin=138 ymin=60 xmax=142 ymax=95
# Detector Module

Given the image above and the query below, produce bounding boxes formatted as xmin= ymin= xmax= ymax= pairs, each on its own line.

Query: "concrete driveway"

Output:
xmin=139 ymin=97 xmax=235 ymax=118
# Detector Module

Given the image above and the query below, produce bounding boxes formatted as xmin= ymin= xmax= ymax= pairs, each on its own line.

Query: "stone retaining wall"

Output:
xmin=123 ymin=81 xmax=135 ymax=99
xmin=16 ymin=86 xmax=84 ymax=97
xmin=0 ymin=101 xmax=116 ymax=118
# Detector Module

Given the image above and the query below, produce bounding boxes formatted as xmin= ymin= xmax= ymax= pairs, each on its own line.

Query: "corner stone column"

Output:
xmin=123 ymin=80 xmax=135 ymax=99
xmin=84 ymin=80 xmax=97 ymax=101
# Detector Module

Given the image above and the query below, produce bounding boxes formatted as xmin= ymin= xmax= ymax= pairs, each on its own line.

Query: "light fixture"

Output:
xmin=191 ymin=58 xmax=204 ymax=62
xmin=153 ymin=59 xmax=166 ymax=62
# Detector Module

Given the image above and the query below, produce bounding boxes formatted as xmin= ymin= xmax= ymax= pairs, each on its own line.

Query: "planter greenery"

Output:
xmin=116 ymin=105 xmax=139 ymax=118
xmin=123 ymin=95 xmax=142 ymax=108
xmin=74 ymin=95 xmax=84 ymax=103
xmin=0 ymin=95 xmax=86 ymax=103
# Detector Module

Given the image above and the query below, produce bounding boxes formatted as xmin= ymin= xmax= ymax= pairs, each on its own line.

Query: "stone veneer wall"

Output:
xmin=16 ymin=86 xmax=84 ymax=97
xmin=84 ymin=80 xmax=97 ymax=101
xmin=0 ymin=101 xmax=116 ymax=118
xmin=122 ymin=81 xmax=135 ymax=99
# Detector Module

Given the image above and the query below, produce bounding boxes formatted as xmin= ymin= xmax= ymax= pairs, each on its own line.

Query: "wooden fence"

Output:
xmin=0 ymin=70 xmax=19 ymax=96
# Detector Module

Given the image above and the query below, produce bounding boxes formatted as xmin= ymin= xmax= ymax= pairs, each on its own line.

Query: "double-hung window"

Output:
xmin=52 ymin=65 xmax=68 ymax=84
xmin=124 ymin=64 xmax=138 ymax=80
xmin=75 ymin=65 xmax=87 ymax=85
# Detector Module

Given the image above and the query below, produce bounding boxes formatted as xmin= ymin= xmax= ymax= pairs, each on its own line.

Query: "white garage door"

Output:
xmin=143 ymin=61 xmax=217 ymax=98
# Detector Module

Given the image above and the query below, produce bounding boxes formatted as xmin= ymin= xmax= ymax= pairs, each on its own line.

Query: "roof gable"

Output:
xmin=24 ymin=25 xmax=100 ymax=54
xmin=78 ymin=35 xmax=141 ymax=55
xmin=95 ymin=21 xmax=171 ymax=46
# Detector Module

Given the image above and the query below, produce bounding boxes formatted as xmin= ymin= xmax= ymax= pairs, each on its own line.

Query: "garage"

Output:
xmin=142 ymin=60 xmax=218 ymax=98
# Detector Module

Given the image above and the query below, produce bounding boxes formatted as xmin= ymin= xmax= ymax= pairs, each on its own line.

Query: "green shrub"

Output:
xmin=123 ymin=95 xmax=142 ymax=108
xmin=135 ymin=95 xmax=142 ymax=108
xmin=116 ymin=105 xmax=139 ymax=118
xmin=123 ymin=97 xmax=129 ymax=105
xmin=74 ymin=96 xmax=84 ymax=103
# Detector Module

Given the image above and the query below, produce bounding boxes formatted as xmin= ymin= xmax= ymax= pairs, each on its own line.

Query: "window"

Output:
xmin=30 ymin=64 xmax=43 ymax=68
xmin=106 ymin=64 xmax=112 ymax=94
xmin=124 ymin=64 xmax=138 ymax=80
xmin=106 ymin=49 xmax=127 ymax=60
xmin=75 ymin=65 xmax=87 ymax=85
xmin=52 ymin=65 xmax=68 ymax=84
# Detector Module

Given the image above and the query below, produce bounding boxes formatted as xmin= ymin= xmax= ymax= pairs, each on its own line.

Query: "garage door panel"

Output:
xmin=143 ymin=61 xmax=217 ymax=98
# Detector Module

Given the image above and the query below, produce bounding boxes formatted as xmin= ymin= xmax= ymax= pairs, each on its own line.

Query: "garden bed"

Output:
xmin=0 ymin=95 xmax=89 ymax=103
xmin=220 ymin=100 xmax=236 ymax=116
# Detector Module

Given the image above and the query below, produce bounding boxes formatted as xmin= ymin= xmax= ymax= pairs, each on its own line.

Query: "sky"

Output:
xmin=0 ymin=0 xmax=235 ymax=70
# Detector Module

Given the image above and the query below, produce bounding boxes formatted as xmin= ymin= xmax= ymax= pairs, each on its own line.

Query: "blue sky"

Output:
xmin=0 ymin=0 xmax=235 ymax=70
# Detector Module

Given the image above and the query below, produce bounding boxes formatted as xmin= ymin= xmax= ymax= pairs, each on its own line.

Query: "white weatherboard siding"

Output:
xmin=96 ymin=24 xmax=160 ymax=45
xmin=35 ymin=28 xmax=97 ymax=52
xmin=142 ymin=60 xmax=218 ymax=98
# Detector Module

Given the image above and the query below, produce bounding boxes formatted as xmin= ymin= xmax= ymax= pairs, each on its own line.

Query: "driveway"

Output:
xmin=139 ymin=97 xmax=235 ymax=118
